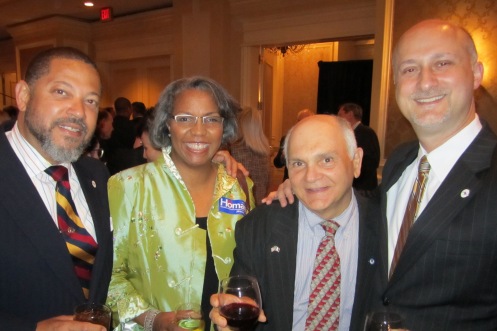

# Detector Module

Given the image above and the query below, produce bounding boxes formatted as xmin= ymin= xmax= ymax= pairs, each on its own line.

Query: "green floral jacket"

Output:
xmin=107 ymin=147 xmax=254 ymax=329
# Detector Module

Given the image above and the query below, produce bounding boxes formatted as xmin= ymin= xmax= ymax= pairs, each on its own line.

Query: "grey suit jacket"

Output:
xmin=231 ymin=193 xmax=380 ymax=331
xmin=375 ymin=123 xmax=497 ymax=330
xmin=0 ymin=130 xmax=113 ymax=330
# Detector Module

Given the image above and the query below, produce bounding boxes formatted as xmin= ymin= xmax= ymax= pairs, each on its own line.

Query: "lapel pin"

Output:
xmin=92 ymin=180 xmax=97 ymax=188
xmin=271 ymin=246 xmax=280 ymax=253
xmin=460 ymin=189 xmax=470 ymax=198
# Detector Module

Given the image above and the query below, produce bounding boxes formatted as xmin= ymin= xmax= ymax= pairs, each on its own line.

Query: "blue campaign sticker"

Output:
xmin=219 ymin=197 xmax=246 ymax=215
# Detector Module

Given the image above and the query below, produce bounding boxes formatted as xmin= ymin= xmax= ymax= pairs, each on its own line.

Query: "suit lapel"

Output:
xmin=72 ymin=159 xmax=111 ymax=301
xmin=389 ymin=125 xmax=497 ymax=284
xmin=351 ymin=193 xmax=380 ymax=329
xmin=379 ymin=144 xmax=418 ymax=280
xmin=268 ymin=201 xmax=299 ymax=319
xmin=0 ymin=132 xmax=84 ymax=301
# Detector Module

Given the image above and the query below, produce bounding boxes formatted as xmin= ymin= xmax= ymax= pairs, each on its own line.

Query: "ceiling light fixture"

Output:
xmin=84 ymin=2 xmax=94 ymax=7
xmin=266 ymin=44 xmax=307 ymax=57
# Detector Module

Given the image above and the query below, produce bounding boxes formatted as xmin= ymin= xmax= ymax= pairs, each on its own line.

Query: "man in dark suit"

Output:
xmin=338 ymin=102 xmax=380 ymax=193
xmin=0 ymin=47 xmax=112 ymax=331
xmin=111 ymin=96 xmax=135 ymax=149
xmin=211 ymin=115 xmax=380 ymax=331
xmin=374 ymin=19 xmax=497 ymax=330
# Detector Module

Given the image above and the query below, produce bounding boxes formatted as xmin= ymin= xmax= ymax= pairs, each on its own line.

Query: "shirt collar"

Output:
xmin=8 ymin=122 xmax=73 ymax=180
xmin=421 ymin=114 xmax=482 ymax=183
xmin=300 ymin=193 xmax=357 ymax=231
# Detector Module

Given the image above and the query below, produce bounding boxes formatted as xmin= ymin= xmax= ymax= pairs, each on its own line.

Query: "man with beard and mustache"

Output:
xmin=0 ymin=47 xmax=112 ymax=331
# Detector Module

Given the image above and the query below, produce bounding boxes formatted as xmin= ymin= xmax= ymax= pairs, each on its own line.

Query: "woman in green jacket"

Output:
xmin=107 ymin=77 xmax=255 ymax=331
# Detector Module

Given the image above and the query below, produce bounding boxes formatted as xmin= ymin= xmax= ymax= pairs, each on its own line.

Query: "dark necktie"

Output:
xmin=45 ymin=165 xmax=98 ymax=299
xmin=390 ymin=155 xmax=431 ymax=278
xmin=305 ymin=220 xmax=340 ymax=330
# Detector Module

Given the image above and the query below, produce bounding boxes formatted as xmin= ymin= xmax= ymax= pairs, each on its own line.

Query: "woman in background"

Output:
xmin=107 ymin=76 xmax=255 ymax=331
xmin=230 ymin=107 xmax=270 ymax=205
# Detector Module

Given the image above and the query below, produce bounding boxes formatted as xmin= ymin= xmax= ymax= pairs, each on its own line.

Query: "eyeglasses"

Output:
xmin=89 ymin=148 xmax=104 ymax=159
xmin=170 ymin=114 xmax=224 ymax=127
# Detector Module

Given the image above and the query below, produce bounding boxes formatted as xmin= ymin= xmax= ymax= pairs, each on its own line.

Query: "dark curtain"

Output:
xmin=316 ymin=60 xmax=373 ymax=125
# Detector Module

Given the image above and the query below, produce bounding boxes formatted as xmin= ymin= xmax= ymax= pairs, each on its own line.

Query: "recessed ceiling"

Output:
xmin=0 ymin=0 xmax=173 ymax=41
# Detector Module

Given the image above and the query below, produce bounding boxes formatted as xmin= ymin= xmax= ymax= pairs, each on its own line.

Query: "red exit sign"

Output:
xmin=100 ymin=7 xmax=113 ymax=22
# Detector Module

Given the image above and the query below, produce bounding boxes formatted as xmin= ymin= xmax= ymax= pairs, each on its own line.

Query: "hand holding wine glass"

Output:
xmin=218 ymin=275 xmax=262 ymax=331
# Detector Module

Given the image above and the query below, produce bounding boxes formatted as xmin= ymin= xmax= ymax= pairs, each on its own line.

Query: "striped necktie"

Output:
xmin=390 ymin=155 xmax=431 ymax=278
xmin=45 ymin=165 xmax=98 ymax=299
xmin=305 ymin=220 xmax=340 ymax=331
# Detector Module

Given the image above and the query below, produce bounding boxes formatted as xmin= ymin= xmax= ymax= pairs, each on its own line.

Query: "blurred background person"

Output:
xmin=1 ymin=105 xmax=19 ymax=131
xmin=131 ymin=101 xmax=147 ymax=131
xmin=84 ymin=135 xmax=104 ymax=161
xmin=230 ymin=106 xmax=270 ymax=205
xmin=107 ymin=76 xmax=255 ymax=330
xmin=273 ymin=108 xmax=314 ymax=181
xmin=134 ymin=108 xmax=163 ymax=163
xmin=94 ymin=110 xmax=116 ymax=165
xmin=111 ymin=97 xmax=135 ymax=149
xmin=338 ymin=102 xmax=380 ymax=194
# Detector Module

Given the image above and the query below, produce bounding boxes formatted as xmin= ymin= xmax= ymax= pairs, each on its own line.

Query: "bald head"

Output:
xmin=393 ymin=19 xmax=478 ymax=76
xmin=284 ymin=115 xmax=357 ymax=163
xmin=392 ymin=19 xmax=484 ymax=151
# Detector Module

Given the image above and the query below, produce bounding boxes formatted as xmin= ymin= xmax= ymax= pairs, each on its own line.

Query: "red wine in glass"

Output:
xmin=220 ymin=302 xmax=260 ymax=330
xmin=219 ymin=275 xmax=262 ymax=331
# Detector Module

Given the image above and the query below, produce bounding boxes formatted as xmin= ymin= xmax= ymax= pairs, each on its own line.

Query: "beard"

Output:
xmin=24 ymin=105 xmax=91 ymax=163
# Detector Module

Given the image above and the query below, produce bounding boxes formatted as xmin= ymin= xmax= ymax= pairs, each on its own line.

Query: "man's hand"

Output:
xmin=261 ymin=179 xmax=294 ymax=206
xmin=209 ymin=294 xmax=266 ymax=330
xmin=213 ymin=150 xmax=249 ymax=177
xmin=36 ymin=315 xmax=106 ymax=331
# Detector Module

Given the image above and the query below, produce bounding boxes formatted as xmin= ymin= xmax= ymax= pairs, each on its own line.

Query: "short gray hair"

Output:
xmin=149 ymin=76 xmax=240 ymax=148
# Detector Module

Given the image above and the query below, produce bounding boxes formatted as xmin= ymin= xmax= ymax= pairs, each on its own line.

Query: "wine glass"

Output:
xmin=218 ymin=275 xmax=262 ymax=331
xmin=74 ymin=303 xmax=112 ymax=331
xmin=364 ymin=311 xmax=408 ymax=331
xmin=175 ymin=302 xmax=204 ymax=331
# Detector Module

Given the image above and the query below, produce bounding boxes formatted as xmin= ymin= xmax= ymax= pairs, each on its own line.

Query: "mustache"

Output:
xmin=51 ymin=117 xmax=88 ymax=135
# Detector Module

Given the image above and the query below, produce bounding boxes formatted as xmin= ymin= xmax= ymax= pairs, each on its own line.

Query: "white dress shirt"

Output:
xmin=6 ymin=123 xmax=97 ymax=240
xmin=293 ymin=194 xmax=359 ymax=331
xmin=386 ymin=115 xmax=482 ymax=272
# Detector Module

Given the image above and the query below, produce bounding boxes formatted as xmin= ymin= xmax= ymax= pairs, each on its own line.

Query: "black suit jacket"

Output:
xmin=374 ymin=123 xmax=497 ymax=330
xmin=231 ymin=193 xmax=380 ymax=331
xmin=0 ymin=131 xmax=113 ymax=330
xmin=354 ymin=123 xmax=380 ymax=191
xmin=111 ymin=115 xmax=136 ymax=149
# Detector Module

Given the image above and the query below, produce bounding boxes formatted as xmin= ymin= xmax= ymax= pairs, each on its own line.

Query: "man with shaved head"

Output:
xmin=374 ymin=19 xmax=497 ymax=329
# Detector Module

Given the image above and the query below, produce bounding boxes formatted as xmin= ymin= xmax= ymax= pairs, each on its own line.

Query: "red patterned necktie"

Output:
xmin=45 ymin=165 xmax=98 ymax=299
xmin=305 ymin=220 xmax=340 ymax=331
xmin=390 ymin=155 xmax=430 ymax=278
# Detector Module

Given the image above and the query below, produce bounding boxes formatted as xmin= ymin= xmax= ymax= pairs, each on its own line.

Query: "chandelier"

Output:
xmin=266 ymin=44 xmax=307 ymax=57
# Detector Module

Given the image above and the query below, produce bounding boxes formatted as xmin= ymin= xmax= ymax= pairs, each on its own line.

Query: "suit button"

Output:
xmin=382 ymin=296 xmax=390 ymax=306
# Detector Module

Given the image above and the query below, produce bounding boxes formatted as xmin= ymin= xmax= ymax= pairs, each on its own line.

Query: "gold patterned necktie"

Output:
xmin=390 ymin=155 xmax=431 ymax=278
xmin=305 ymin=220 xmax=340 ymax=330
xmin=45 ymin=165 xmax=98 ymax=299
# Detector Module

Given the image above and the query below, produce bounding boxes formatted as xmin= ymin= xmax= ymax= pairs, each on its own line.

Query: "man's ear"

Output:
xmin=15 ymin=81 xmax=30 ymax=113
xmin=473 ymin=61 xmax=484 ymax=90
xmin=353 ymin=147 xmax=364 ymax=179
